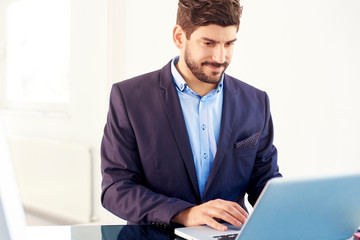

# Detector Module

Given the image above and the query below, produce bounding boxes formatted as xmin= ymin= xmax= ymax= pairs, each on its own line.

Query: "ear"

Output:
xmin=173 ymin=25 xmax=185 ymax=49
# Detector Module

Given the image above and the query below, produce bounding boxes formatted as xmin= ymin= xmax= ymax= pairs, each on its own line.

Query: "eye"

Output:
xmin=203 ymin=41 xmax=215 ymax=47
xmin=225 ymin=41 xmax=235 ymax=47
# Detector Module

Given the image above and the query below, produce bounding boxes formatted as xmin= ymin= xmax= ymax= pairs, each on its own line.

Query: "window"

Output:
xmin=0 ymin=0 xmax=70 ymax=111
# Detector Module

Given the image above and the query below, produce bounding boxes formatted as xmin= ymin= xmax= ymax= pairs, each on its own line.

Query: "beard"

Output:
xmin=184 ymin=46 xmax=229 ymax=84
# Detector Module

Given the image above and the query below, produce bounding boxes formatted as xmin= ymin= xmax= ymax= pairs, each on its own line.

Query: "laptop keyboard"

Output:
xmin=213 ymin=233 xmax=238 ymax=240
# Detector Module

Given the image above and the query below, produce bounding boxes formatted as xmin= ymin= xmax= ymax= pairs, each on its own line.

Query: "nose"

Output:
xmin=212 ymin=45 xmax=226 ymax=63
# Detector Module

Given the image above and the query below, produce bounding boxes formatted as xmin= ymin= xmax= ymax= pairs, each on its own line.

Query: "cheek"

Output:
xmin=194 ymin=51 xmax=211 ymax=64
xmin=200 ymin=49 xmax=218 ymax=62
xmin=189 ymin=43 xmax=212 ymax=60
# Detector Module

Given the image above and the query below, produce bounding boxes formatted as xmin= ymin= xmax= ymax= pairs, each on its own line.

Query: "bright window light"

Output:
xmin=5 ymin=0 xmax=70 ymax=105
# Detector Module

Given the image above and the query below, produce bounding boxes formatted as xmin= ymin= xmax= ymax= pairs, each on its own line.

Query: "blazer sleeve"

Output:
xmin=100 ymin=84 xmax=194 ymax=225
xmin=246 ymin=92 xmax=282 ymax=205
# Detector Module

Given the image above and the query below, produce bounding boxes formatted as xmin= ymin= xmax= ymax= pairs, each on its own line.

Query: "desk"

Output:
xmin=27 ymin=224 xmax=360 ymax=240
xmin=27 ymin=225 xmax=179 ymax=240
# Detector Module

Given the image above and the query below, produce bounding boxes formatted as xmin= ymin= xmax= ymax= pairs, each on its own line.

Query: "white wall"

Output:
xmin=121 ymin=1 xmax=178 ymax=79
xmin=2 ymin=0 xmax=360 ymax=224
xmin=230 ymin=0 xmax=360 ymax=177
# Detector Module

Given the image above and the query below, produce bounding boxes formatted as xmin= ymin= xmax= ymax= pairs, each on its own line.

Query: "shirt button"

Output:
xmin=201 ymin=124 xmax=206 ymax=130
xmin=203 ymin=153 xmax=208 ymax=159
xmin=180 ymin=83 xmax=184 ymax=89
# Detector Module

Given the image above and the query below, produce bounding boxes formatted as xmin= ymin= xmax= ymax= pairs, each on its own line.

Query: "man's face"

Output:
xmin=183 ymin=24 xmax=238 ymax=84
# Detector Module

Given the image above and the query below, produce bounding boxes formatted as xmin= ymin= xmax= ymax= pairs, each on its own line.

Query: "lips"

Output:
xmin=201 ymin=61 xmax=228 ymax=72
xmin=206 ymin=65 xmax=223 ymax=73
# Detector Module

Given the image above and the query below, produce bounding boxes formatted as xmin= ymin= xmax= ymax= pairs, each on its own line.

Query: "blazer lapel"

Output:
xmin=203 ymin=75 xmax=237 ymax=197
xmin=158 ymin=62 xmax=201 ymax=200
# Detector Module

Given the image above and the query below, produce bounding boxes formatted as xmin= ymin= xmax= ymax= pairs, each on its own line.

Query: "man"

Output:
xmin=101 ymin=0 xmax=281 ymax=231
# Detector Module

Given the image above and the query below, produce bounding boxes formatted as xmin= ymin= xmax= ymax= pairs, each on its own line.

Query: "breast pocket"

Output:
xmin=233 ymin=130 xmax=261 ymax=157
xmin=234 ymin=144 xmax=258 ymax=157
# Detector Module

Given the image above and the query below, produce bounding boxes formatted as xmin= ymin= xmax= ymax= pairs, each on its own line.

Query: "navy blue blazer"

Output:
xmin=101 ymin=60 xmax=281 ymax=226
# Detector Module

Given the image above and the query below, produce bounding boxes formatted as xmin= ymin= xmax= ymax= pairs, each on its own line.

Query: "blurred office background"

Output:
xmin=0 ymin=0 xmax=359 ymax=226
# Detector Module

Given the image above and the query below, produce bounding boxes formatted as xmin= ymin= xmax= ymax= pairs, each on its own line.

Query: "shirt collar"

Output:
xmin=171 ymin=56 xmax=224 ymax=94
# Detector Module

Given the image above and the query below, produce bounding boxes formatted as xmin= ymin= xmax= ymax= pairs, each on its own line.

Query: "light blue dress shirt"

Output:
xmin=171 ymin=56 xmax=224 ymax=197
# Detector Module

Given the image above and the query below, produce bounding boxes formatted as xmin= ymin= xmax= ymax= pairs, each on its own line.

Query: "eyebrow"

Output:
xmin=201 ymin=37 xmax=238 ymax=44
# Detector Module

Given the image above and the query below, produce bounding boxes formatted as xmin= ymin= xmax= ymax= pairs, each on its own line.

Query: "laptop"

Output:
xmin=175 ymin=174 xmax=360 ymax=240
xmin=0 ymin=114 xmax=28 ymax=240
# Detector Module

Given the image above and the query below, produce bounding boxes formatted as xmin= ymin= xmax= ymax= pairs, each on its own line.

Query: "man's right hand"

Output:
xmin=172 ymin=199 xmax=248 ymax=231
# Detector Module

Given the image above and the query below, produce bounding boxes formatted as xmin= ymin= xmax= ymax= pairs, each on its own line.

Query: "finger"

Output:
xmin=217 ymin=199 xmax=249 ymax=217
xmin=209 ymin=199 xmax=249 ymax=221
xmin=204 ymin=216 xmax=228 ymax=231
xmin=207 ymin=206 xmax=243 ymax=227
xmin=210 ymin=200 xmax=248 ymax=225
xmin=230 ymin=202 xmax=249 ymax=218
xmin=227 ymin=203 xmax=248 ymax=224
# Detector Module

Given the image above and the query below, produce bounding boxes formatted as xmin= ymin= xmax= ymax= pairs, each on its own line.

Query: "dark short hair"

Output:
xmin=176 ymin=0 xmax=243 ymax=39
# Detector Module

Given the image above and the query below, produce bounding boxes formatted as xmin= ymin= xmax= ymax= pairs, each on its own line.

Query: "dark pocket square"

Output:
xmin=234 ymin=131 xmax=261 ymax=149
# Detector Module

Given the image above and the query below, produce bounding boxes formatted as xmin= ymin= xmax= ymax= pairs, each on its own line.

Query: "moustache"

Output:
xmin=201 ymin=61 xmax=229 ymax=68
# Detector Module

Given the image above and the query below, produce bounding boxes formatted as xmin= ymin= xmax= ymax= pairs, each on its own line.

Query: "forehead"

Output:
xmin=190 ymin=24 xmax=238 ymax=42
